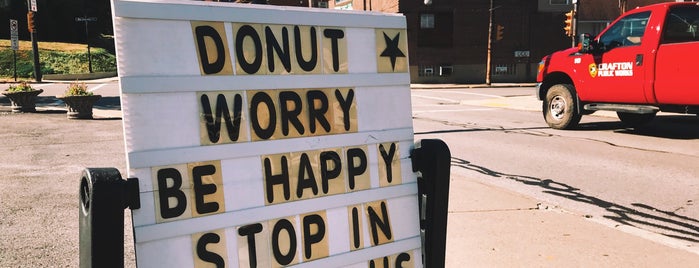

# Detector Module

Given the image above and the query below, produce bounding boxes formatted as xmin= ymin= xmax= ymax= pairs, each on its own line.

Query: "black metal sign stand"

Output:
xmin=78 ymin=139 xmax=450 ymax=268
xmin=411 ymin=139 xmax=451 ymax=268
xmin=79 ymin=168 xmax=139 ymax=268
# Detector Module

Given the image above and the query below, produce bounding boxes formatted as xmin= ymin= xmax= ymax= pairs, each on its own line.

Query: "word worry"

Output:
xmin=198 ymin=88 xmax=357 ymax=145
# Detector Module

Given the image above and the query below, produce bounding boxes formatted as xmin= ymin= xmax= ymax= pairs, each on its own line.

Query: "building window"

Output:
xmin=439 ymin=65 xmax=453 ymax=77
xmin=418 ymin=65 xmax=435 ymax=77
xmin=550 ymin=0 xmax=570 ymax=5
xmin=418 ymin=12 xmax=453 ymax=47
xmin=493 ymin=64 xmax=516 ymax=76
xmin=420 ymin=14 xmax=435 ymax=29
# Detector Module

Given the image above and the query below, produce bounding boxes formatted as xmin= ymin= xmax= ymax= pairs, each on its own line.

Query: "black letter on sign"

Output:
xmin=307 ymin=90 xmax=330 ymax=134
xmin=250 ymin=91 xmax=277 ymax=140
xmin=200 ymin=93 xmax=243 ymax=143
xmin=320 ymin=151 xmax=341 ymax=194
xmin=302 ymin=214 xmax=326 ymax=260
xmin=279 ymin=91 xmax=305 ymax=136
xmin=264 ymin=156 xmax=290 ymax=203
xmin=294 ymin=26 xmax=318 ymax=72
xmin=195 ymin=26 xmax=226 ymax=74
xmin=368 ymin=201 xmax=393 ymax=245
xmin=395 ymin=252 xmax=411 ymax=268
xmin=238 ymin=223 xmax=263 ymax=268
xmin=196 ymin=233 xmax=225 ymax=268
xmin=346 ymin=148 xmax=367 ymax=190
xmin=236 ymin=24 xmax=263 ymax=74
xmin=266 ymin=26 xmax=291 ymax=73
xmin=369 ymin=257 xmax=389 ymax=268
xmin=351 ymin=207 xmax=361 ymax=249
xmin=157 ymin=168 xmax=186 ymax=219
xmin=296 ymin=153 xmax=318 ymax=198
xmin=323 ymin=29 xmax=344 ymax=72
xmin=335 ymin=89 xmax=354 ymax=131
xmin=379 ymin=143 xmax=397 ymax=183
xmin=192 ymin=164 xmax=219 ymax=215
xmin=272 ymin=219 xmax=297 ymax=265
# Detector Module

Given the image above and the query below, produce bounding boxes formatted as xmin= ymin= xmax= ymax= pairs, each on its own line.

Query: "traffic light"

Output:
xmin=27 ymin=11 xmax=35 ymax=33
xmin=564 ymin=11 xmax=574 ymax=37
xmin=496 ymin=25 xmax=504 ymax=41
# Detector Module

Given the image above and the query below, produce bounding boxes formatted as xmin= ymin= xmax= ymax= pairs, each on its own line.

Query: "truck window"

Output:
xmin=598 ymin=11 xmax=651 ymax=49
xmin=662 ymin=6 xmax=699 ymax=44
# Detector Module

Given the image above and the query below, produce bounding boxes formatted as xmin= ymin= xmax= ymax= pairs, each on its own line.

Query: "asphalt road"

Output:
xmin=411 ymin=87 xmax=699 ymax=253
xmin=1 ymin=83 xmax=697 ymax=267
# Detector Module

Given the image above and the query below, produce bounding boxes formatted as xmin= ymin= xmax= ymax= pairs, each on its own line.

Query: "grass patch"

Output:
xmin=0 ymin=39 xmax=116 ymax=79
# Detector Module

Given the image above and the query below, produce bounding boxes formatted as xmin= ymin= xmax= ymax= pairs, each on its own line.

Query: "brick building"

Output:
xmin=213 ymin=0 xmax=684 ymax=83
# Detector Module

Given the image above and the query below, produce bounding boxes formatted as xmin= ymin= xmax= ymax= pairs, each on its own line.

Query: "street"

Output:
xmin=411 ymin=86 xmax=699 ymax=255
xmin=1 ymin=81 xmax=698 ymax=266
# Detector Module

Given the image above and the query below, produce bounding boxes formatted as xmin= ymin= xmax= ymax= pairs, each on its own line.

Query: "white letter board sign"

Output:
xmin=112 ymin=0 xmax=419 ymax=267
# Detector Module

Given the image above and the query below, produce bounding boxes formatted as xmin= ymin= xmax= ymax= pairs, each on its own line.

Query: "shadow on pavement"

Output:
xmin=451 ymin=157 xmax=699 ymax=244
xmin=577 ymin=115 xmax=699 ymax=140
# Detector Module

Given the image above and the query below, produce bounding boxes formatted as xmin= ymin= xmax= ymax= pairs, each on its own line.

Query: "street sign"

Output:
xmin=112 ymin=0 xmax=417 ymax=267
xmin=10 ymin=19 xmax=18 ymax=34
xmin=75 ymin=17 xmax=97 ymax=22
xmin=514 ymin=50 xmax=530 ymax=58
xmin=10 ymin=19 xmax=18 ymax=50
xmin=30 ymin=0 xmax=37 ymax=12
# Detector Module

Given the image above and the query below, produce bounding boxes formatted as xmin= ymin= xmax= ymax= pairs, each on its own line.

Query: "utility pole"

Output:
xmin=619 ymin=0 xmax=627 ymax=15
xmin=26 ymin=0 xmax=41 ymax=82
xmin=572 ymin=0 xmax=579 ymax=47
xmin=485 ymin=0 xmax=494 ymax=85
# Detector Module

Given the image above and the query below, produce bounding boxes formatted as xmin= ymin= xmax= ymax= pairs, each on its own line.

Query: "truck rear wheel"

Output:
xmin=617 ymin=112 xmax=656 ymax=127
xmin=543 ymin=84 xmax=581 ymax=130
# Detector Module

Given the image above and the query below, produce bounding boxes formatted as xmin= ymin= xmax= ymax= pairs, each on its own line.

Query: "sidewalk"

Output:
xmin=1 ymin=85 xmax=698 ymax=267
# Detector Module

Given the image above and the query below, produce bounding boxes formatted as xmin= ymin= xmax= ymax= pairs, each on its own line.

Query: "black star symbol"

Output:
xmin=380 ymin=32 xmax=406 ymax=71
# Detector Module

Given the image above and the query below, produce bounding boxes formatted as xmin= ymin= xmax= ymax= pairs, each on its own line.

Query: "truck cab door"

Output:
xmin=578 ymin=11 xmax=651 ymax=104
xmin=655 ymin=5 xmax=699 ymax=105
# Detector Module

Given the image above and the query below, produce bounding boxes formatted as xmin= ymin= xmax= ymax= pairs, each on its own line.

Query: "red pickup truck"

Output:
xmin=536 ymin=2 xmax=699 ymax=129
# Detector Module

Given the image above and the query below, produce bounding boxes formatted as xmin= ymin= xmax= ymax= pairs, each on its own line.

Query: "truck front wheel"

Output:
xmin=617 ymin=112 xmax=656 ymax=127
xmin=543 ymin=84 xmax=581 ymax=130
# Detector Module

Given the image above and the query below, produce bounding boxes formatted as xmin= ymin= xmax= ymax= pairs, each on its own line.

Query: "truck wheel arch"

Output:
xmin=538 ymin=72 xmax=574 ymax=100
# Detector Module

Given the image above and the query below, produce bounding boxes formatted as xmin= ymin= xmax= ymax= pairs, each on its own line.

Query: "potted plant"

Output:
xmin=57 ymin=82 xmax=101 ymax=119
xmin=2 ymin=81 xmax=43 ymax=113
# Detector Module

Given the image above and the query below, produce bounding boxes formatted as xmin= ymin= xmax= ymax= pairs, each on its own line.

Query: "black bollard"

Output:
xmin=411 ymin=139 xmax=451 ymax=268
xmin=79 ymin=168 xmax=140 ymax=268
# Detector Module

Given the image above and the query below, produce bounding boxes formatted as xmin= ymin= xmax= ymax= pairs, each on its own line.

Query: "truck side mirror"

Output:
xmin=579 ymin=33 xmax=593 ymax=53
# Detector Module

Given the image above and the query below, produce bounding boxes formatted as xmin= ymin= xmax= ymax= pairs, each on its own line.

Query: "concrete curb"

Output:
xmin=42 ymin=72 xmax=118 ymax=82
xmin=411 ymin=83 xmax=538 ymax=89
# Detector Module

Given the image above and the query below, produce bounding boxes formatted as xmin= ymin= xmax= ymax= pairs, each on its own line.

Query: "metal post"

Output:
xmin=572 ymin=0 xmax=579 ymax=47
xmin=411 ymin=139 xmax=451 ymax=268
xmin=13 ymin=50 xmax=17 ymax=82
xmin=26 ymin=0 xmax=41 ymax=82
xmin=84 ymin=20 xmax=92 ymax=73
xmin=30 ymin=31 xmax=41 ymax=81
xmin=79 ymin=168 xmax=140 ymax=268
xmin=82 ymin=0 xmax=93 ymax=73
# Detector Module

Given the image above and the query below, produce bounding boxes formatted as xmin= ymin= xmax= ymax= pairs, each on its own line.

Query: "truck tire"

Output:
xmin=617 ymin=112 xmax=656 ymax=127
xmin=543 ymin=84 xmax=581 ymax=130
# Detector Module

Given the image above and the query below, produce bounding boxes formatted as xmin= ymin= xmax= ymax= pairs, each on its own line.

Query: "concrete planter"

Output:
xmin=1 ymin=89 xmax=44 ymax=113
xmin=57 ymin=95 xmax=102 ymax=119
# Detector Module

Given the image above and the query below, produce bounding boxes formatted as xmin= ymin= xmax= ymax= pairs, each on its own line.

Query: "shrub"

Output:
xmin=6 ymin=81 xmax=35 ymax=92
xmin=64 ymin=81 xmax=93 ymax=96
